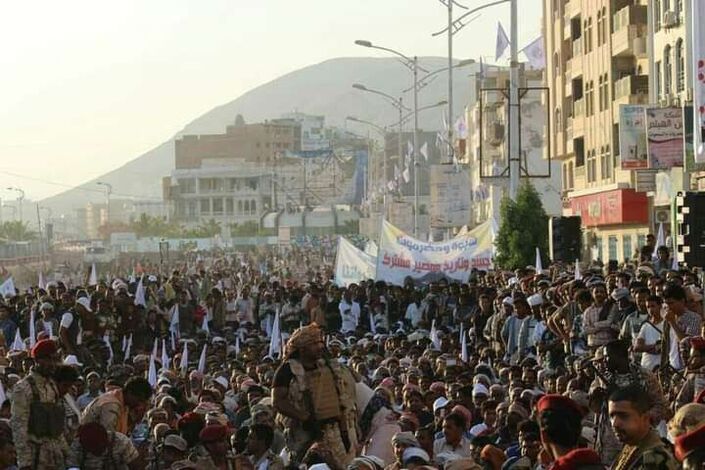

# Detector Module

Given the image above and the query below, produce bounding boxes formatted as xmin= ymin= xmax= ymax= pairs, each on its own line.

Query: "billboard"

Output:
xmin=646 ymin=107 xmax=685 ymax=169
xmin=619 ymin=105 xmax=648 ymax=169
xmin=429 ymin=164 xmax=471 ymax=228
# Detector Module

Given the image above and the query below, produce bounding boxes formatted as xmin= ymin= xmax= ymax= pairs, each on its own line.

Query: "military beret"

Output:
xmin=537 ymin=394 xmax=584 ymax=417
xmin=31 ymin=339 xmax=58 ymax=359
xmin=199 ymin=424 xmax=228 ymax=443
xmin=78 ymin=423 xmax=109 ymax=455
xmin=675 ymin=422 xmax=705 ymax=462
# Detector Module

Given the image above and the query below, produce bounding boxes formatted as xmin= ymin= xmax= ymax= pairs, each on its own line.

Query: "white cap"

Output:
xmin=403 ymin=447 xmax=430 ymax=464
xmin=433 ymin=396 xmax=450 ymax=413
xmin=502 ymin=297 xmax=514 ymax=306
xmin=148 ymin=275 xmax=158 ymax=282
xmin=527 ymin=293 xmax=544 ymax=307
xmin=472 ymin=383 xmax=489 ymax=396
xmin=308 ymin=465 xmax=331 ymax=470
xmin=63 ymin=355 xmax=83 ymax=366
xmin=213 ymin=376 xmax=229 ymax=389
xmin=76 ymin=297 xmax=92 ymax=312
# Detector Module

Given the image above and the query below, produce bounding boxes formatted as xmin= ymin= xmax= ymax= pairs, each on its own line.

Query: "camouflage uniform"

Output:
xmin=10 ymin=369 xmax=68 ymax=469
xmin=675 ymin=365 xmax=705 ymax=410
xmin=610 ymin=430 xmax=678 ymax=470
xmin=80 ymin=388 xmax=129 ymax=434
xmin=65 ymin=430 xmax=139 ymax=469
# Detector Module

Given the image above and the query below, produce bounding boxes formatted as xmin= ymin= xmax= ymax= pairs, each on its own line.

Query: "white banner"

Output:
xmin=693 ymin=0 xmax=705 ymax=163
xmin=376 ymin=219 xmax=494 ymax=285
xmin=429 ymin=164 xmax=471 ymax=228
xmin=334 ymin=237 xmax=376 ymax=287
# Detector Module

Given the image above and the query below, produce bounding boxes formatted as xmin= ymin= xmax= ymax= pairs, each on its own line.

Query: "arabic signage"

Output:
xmin=376 ymin=219 xmax=494 ymax=285
xmin=334 ymin=237 xmax=376 ymax=287
xmin=619 ymin=105 xmax=649 ymax=169
xmin=646 ymin=107 xmax=685 ymax=169
xmin=429 ymin=164 xmax=471 ymax=228
xmin=570 ymin=189 xmax=649 ymax=227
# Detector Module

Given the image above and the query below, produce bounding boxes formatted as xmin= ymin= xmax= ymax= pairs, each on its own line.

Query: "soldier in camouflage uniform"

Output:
xmin=65 ymin=422 xmax=141 ymax=470
xmin=10 ymin=339 xmax=68 ymax=470
xmin=608 ymin=385 xmax=677 ymax=470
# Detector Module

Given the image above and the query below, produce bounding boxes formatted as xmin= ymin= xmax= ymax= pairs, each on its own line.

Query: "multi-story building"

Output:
xmin=466 ymin=67 xmax=562 ymax=227
xmin=544 ymin=0 xmax=655 ymax=262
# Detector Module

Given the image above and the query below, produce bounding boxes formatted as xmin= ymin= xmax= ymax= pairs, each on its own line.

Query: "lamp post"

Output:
xmin=433 ymin=0 xmax=517 ymax=198
xmin=96 ymin=181 xmax=113 ymax=226
xmin=346 ymin=116 xmax=388 ymax=216
xmin=352 ymin=83 xmax=409 ymax=169
xmin=355 ymin=39 xmax=428 ymax=236
xmin=6 ymin=187 xmax=25 ymax=223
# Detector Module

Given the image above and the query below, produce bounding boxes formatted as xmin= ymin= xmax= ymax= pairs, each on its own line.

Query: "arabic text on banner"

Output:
xmin=375 ymin=219 xmax=494 ymax=285
xmin=334 ymin=237 xmax=376 ymax=287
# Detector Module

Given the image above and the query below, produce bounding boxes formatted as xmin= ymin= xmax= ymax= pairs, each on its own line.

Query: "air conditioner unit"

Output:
xmin=663 ymin=10 xmax=679 ymax=28
xmin=655 ymin=209 xmax=670 ymax=224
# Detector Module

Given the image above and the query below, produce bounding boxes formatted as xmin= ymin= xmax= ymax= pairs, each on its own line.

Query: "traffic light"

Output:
xmin=675 ymin=192 xmax=705 ymax=268
xmin=549 ymin=216 xmax=582 ymax=262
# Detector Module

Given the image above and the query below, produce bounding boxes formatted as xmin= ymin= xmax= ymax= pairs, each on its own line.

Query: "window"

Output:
xmin=226 ymin=198 xmax=234 ymax=214
xmin=623 ymin=235 xmax=633 ymax=262
xmin=664 ymin=45 xmax=672 ymax=96
xmin=563 ymin=163 xmax=568 ymax=189
xmin=598 ymin=76 xmax=603 ymax=111
xmin=212 ymin=198 xmax=223 ymax=214
xmin=179 ymin=178 xmax=196 ymax=194
xmin=596 ymin=237 xmax=604 ymax=261
xmin=608 ymin=235 xmax=618 ymax=261
xmin=585 ymin=81 xmax=595 ymax=116
xmin=584 ymin=18 xmax=593 ymax=53
xmin=568 ymin=161 xmax=574 ymax=188
xmin=237 ymin=200 xmax=243 ymax=214
xmin=251 ymin=200 xmax=257 ymax=214
xmin=637 ymin=234 xmax=646 ymax=249
xmin=601 ymin=74 xmax=609 ymax=110
xmin=555 ymin=107 xmax=562 ymax=132
xmin=655 ymin=0 xmax=661 ymax=31
xmin=655 ymin=60 xmax=662 ymax=99
xmin=587 ymin=149 xmax=598 ymax=182
xmin=597 ymin=11 xmax=602 ymax=47
xmin=676 ymin=39 xmax=685 ymax=92
xmin=200 ymin=198 xmax=210 ymax=215
xmin=601 ymin=7 xmax=607 ymax=44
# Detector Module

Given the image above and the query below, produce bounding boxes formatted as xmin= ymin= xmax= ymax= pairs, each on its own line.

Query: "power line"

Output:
xmin=0 ymin=169 xmax=162 ymax=201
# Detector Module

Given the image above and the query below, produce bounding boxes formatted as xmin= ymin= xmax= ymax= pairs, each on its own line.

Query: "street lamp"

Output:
xmin=346 ymin=116 xmax=388 ymax=216
xmin=355 ymin=39 xmax=426 ymax=236
xmin=433 ymin=0 xmax=518 ymax=199
xmin=96 ymin=181 xmax=112 ymax=226
xmin=6 ymin=187 xmax=25 ymax=223
xmin=352 ymin=83 xmax=409 ymax=170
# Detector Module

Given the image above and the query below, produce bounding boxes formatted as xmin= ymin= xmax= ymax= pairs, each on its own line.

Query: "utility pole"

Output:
xmin=413 ymin=56 xmax=420 ymax=237
xmin=447 ymin=0 xmax=454 ymax=163
xmin=508 ymin=0 xmax=520 ymax=200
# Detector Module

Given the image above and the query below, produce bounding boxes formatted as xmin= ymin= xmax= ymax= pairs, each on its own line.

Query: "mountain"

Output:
xmin=41 ymin=56 xmax=479 ymax=214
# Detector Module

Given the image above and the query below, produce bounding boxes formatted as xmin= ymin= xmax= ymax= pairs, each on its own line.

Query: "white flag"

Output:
xmin=574 ymin=260 xmax=582 ymax=281
xmin=269 ymin=309 xmax=282 ymax=358
xmin=0 ymin=277 xmax=16 ymax=298
xmin=454 ymin=115 xmax=468 ymax=139
xmin=147 ymin=354 xmax=157 ymax=388
xmin=161 ymin=338 xmax=170 ymax=371
xmin=201 ymin=316 xmax=210 ymax=336
xmin=402 ymin=167 xmax=411 ymax=183
xmin=369 ymin=310 xmax=377 ymax=335
xmin=122 ymin=335 xmax=127 ymax=352
xmin=124 ymin=334 xmax=133 ymax=361
xmin=535 ymin=247 xmax=543 ymax=273
xmin=420 ymin=142 xmax=429 ymax=162
xmin=496 ymin=22 xmax=510 ymax=60
xmin=134 ymin=276 xmax=146 ymax=307
xmin=0 ymin=380 xmax=6 ymax=405
xmin=29 ymin=309 xmax=36 ymax=348
xmin=169 ymin=304 xmax=180 ymax=337
xmin=407 ymin=141 xmax=414 ymax=157
xmin=430 ymin=320 xmax=441 ymax=350
xmin=89 ymin=263 xmax=98 ymax=286
xmin=151 ymin=338 xmax=159 ymax=360
xmin=11 ymin=329 xmax=25 ymax=351
xmin=235 ymin=335 xmax=241 ymax=355
xmin=38 ymin=272 xmax=46 ymax=291
xmin=104 ymin=334 xmax=114 ymax=366
xmin=170 ymin=330 xmax=176 ymax=352
xmin=692 ymin=0 xmax=705 ymax=163
xmin=179 ymin=342 xmax=189 ymax=373
xmin=197 ymin=343 xmax=207 ymax=374
xmin=522 ymin=36 xmax=546 ymax=69
xmin=461 ymin=328 xmax=468 ymax=363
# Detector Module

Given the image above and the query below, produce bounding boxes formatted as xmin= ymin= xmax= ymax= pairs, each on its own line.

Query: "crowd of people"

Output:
xmin=0 ymin=241 xmax=704 ymax=470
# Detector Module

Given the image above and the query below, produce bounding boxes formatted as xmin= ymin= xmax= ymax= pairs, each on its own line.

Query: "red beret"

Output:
xmin=690 ymin=336 xmax=705 ymax=351
xmin=31 ymin=339 xmax=58 ymax=360
xmin=675 ymin=422 xmax=705 ymax=462
xmin=694 ymin=388 xmax=705 ymax=405
xmin=177 ymin=412 xmax=205 ymax=430
xmin=78 ymin=423 xmax=109 ymax=454
xmin=537 ymin=394 xmax=584 ymax=417
xmin=199 ymin=424 xmax=228 ymax=443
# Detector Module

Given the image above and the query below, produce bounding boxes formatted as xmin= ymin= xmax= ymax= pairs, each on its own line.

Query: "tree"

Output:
xmin=0 ymin=221 xmax=36 ymax=242
xmin=494 ymin=182 xmax=549 ymax=269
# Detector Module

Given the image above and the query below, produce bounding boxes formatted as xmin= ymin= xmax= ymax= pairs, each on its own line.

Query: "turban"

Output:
xmin=675 ymin=422 xmax=705 ymax=462
xmin=391 ymin=431 xmax=419 ymax=447
xmin=31 ymin=339 xmax=57 ymax=359
xmin=285 ymin=323 xmax=323 ymax=358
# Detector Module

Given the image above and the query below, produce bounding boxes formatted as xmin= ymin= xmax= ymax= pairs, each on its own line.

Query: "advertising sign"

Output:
xmin=646 ymin=107 xmax=685 ymax=169
xmin=619 ymin=105 xmax=648 ymax=169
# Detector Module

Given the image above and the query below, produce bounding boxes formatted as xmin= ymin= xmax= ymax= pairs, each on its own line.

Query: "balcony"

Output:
xmin=573 ymin=97 xmax=585 ymax=117
xmin=612 ymin=25 xmax=647 ymax=58
xmin=612 ymin=75 xmax=649 ymax=121
xmin=613 ymin=4 xmax=647 ymax=31
xmin=564 ymin=0 xmax=580 ymax=20
xmin=572 ymin=38 xmax=583 ymax=57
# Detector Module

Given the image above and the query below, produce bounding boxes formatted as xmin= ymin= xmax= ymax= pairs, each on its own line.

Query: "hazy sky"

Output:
xmin=0 ymin=0 xmax=542 ymax=202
